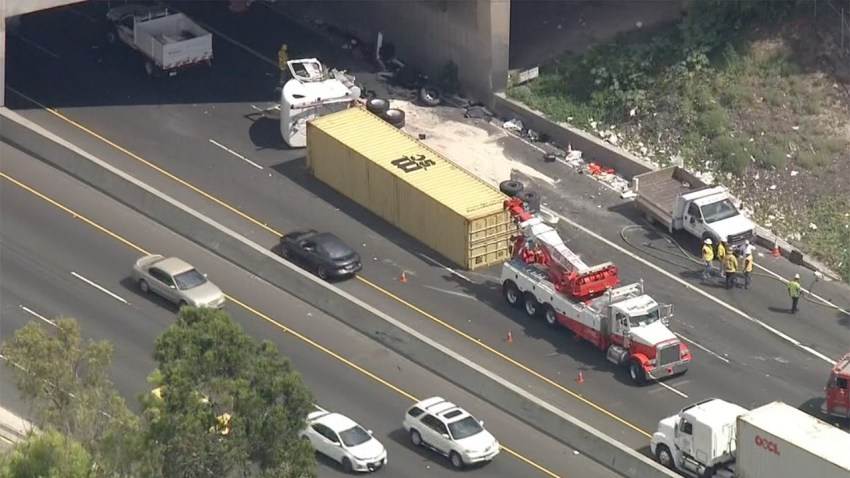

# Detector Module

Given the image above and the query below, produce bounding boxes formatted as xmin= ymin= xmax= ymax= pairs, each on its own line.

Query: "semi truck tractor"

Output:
xmin=651 ymin=398 xmax=850 ymax=478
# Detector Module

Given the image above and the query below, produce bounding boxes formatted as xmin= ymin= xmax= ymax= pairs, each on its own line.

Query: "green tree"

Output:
xmin=0 ymin=428 xmax=93 ymax=478
xmin=0 ymin=319 xmax=140 ymax=477
xmin=142 ymin=308 xmax=316 ymax=478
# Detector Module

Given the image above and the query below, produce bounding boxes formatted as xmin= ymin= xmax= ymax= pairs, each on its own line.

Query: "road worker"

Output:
xmin=716 ymin=237 xmax=728 ymax=269
xmin=723 ymin=251 xmax=738 ymax=289
xmin=788 ymin=273 xmax=803 ymax=313
xmin=701 ymin=238 xmax=714 ymax=280
xmin=278 ymin=43 xmax=289 ymax=84
xmin=742 ymin=252 xmax=754 ymax=289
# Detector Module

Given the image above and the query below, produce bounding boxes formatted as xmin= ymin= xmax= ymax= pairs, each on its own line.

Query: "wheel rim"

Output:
xmin=145 ymin=62 xmax=153 ymax=76
xmin=630 ymin=362 xmax=640 ymax=381
xmin=318 ymin=267 xmax=327 ymax=279
xmin=658 ymin=448 xmax=672 ymax=467
xmin=506 ymin=286 xmax=518 ymax=304
xmin=545 ymin=308 xmax=557 ymax=326
xmin=139 ymin=280 xmax=148 ymax=293
xmin=524 ymin=299 xmax=537 ymax=316
xmin=451 ymin=452 xmax=463 ymax=468
xmin=410 ymin=430 xmax=421 ymax=446
xmin=282 ymin=247 xmax=291 ymax=258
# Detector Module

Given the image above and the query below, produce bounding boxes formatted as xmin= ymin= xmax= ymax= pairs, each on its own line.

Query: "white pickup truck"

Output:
xmin=105 ymin=4 xmax=213 ymax=77
xmin=633 ymin=166 xmax=756 ymax=246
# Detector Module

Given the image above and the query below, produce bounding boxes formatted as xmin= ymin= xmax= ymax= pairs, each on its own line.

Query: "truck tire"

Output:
xmin=503 ymin=281 xmax=523 ymax=308
xmin=499 ymin=180 xmax=524 ymax=197
xmin=655 ymin=444 xmax=674 ymax=469
xmin=106 ymin=30 xmax=117 ymax=45
xmin=145 ymin=61 xmax=156 ymax=77
xmin=366 ymin=98 xmax=389 ymax=116
xmin=517 ymin=190 xmax=541 ymax=213
xmin=629 ymin=359 xmax=647 ymax=385
xmin=523 ymin=293 xmax=540 ymax=317
xmin=543 ymin=305 xmax=558 ymax=327
xmin=381 ymin=108 xmax=405 ymax=128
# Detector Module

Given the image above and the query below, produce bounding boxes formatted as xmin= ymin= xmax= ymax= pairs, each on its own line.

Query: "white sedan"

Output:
xmin=300 ymin=409 xmax=387 ymax=473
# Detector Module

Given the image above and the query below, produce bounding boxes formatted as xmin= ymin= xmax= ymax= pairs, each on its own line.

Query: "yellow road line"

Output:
xmin=13 ymin=87 xmax=651 ymax=438
xmin=0 ymin=172 xmax=562 ymax=478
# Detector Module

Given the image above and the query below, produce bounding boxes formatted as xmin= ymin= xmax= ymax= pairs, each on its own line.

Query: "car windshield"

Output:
xmin=338 ymin=425 xmax=371 ymax=447
xmin=628 ymin=308 xmax=661 ymax=327
xmin=700 ymin=199 xmax=740 ymax=224
xmin=447 ymin=416 xmax=484 ymax=440
xmin=173 ymin=269 xmax=207 ymax=290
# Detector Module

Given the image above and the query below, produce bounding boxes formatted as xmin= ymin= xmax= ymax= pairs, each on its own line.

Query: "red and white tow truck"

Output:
xmin=499 ymin=196 xmax=692 ymax=384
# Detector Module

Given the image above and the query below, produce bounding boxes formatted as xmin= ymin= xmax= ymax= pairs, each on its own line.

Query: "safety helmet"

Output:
xmin=744 ymin=240 xmax=750 ymax=246
xmin=794 ymin=273 xmax=800 ymax=279
xmin=704 ymin=238 xmax=712 ymax=245
xmin=281 ymin=43 xmax=288 ymax=50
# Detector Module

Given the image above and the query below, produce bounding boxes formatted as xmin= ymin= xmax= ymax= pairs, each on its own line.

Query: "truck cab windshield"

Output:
xmin=700 ymin=199 xmax=740 ymax=224
xmin=629 ymin=309 xmax=661 ymax=327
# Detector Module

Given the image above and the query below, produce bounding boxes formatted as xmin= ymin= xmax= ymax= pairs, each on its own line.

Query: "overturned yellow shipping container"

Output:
xmin=306 ymin=107 xmax=513 ymax=270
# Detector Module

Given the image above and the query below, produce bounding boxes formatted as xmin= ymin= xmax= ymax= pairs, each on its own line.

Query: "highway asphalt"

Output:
xmin=0 ymin=143 xmax=622 ymax=477
xmin=5 ymin=0 xmax=849 ymax=455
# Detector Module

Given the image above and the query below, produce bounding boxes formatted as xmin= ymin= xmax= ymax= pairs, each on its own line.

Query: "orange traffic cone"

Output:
xmin=576 ymin=369 xmax=584 ymax=384
xmin=505 ymin=331 xmax=513 ymax=344
xmin=772 ymin=243 xmax=781 ymax=258
xmin=399 ymin=271 xmax=408 ymax=283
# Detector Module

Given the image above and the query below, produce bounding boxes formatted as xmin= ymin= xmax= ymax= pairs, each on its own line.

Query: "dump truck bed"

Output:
xmin=633 ymin=166 xmax=708 ymax=227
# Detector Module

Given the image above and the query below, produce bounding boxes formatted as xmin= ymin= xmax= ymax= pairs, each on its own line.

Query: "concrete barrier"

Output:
xmin=0 ymin=108 xmax=679 ymax=478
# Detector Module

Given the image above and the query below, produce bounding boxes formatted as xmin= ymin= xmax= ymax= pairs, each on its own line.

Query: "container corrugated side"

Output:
xmin=306 ymin=108 xmax=512 ymax=270
xmin=736 ymin=402 xmax=850 ymax=478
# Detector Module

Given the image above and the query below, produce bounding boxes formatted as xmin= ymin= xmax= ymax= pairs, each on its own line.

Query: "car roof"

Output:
xmin=413 ymin=396 xmax=471 ymax=422
xmin=154 ymin=257 xmax=195 ymax=275
xmin=309 ymin=411 xmax=358 ymax=432
xmin=312 ymin=233 xmax=354 ymax=254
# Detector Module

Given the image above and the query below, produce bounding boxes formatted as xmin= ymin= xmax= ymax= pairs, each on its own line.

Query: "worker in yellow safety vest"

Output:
xmin=723 ymin=252 xmax=738 ymax=289
xmin=278 ymin=44 xmax=289 ymax=85
xmin=716 ymin=237 xmax=728 ymax=269
xmin=742 ymin=253 xmax=754 ymax=289
xmin=701 ymin=238 xmax=714 ymax=280
xmin=788 ymin=273 xmax=803 ymax=313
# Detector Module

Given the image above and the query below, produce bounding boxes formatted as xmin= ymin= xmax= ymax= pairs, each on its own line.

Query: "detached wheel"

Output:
xmin=499 ymin=180 xmax=524 ymax=197
xmin=366 ymin=98 xmax=389 ymax=115
xmin=629 ymin=359 xmax=647 ymax=385
xmin=517 ymin=190 xmax=541 ymax=213
xmin=138 ymin=279 xmax=150 ymax=294
xmin=503 ymin=282 xmax=523 ymax=308
xmin=655 ymin=444 xmax=674 ymax=469
xmin=419 ymin=86 xmax=441 ymax=106
xmin=449 ymin=451 xmax=465 ymax=469
xmin=382 ymin=108 xmax=405 ymax=128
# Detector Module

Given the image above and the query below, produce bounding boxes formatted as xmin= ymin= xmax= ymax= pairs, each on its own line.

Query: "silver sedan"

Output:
xmin=131 ymin=254 xmax=225 ymax=309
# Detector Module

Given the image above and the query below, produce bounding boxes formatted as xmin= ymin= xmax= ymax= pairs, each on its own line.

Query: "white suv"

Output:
xmin=402 ymin=397 xmax=499 ymax=468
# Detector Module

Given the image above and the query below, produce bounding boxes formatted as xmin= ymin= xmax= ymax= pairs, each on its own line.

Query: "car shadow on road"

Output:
xmin=118 ymin=276 xmax=180 ymax=312
xmin=386 ymin=428 xmax=456 ymax=471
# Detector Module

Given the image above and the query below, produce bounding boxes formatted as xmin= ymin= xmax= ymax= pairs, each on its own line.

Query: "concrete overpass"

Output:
xmin=1 ymin=0 xmax=510 ymax=107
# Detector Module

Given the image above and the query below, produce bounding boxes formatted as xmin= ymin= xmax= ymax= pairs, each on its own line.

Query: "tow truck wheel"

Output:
xmin=523 ymin=293 xmax=540 ymax=317
xmin=503 ymin=282 xmax=523 ymax=308
xmin=629 ymin=359 xmax=647 ymax=385
xmin=655 ymin=444 xmax=674 ymax=469
xmin=543 ymin=305 xmax=558 ymax=327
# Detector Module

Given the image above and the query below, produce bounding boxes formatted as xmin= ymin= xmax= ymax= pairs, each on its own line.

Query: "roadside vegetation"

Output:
xmin=0 ymin=313 xmax=315 ymax=478
xmin=509 ymin=0 xmax=850 ymax=281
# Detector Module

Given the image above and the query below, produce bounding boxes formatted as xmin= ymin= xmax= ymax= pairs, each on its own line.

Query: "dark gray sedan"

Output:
xmin=279 ymin=230 xmax=362 ymax=280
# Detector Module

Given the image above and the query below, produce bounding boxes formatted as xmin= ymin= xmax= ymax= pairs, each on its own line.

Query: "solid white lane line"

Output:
xmin=16 ymin=36 xmax=59 ymax=58
xmin=675 ymin=333 xmax=730 ymax=364
xmin=417 ymin=253 xmax=472 ymax=283
xmin=423 ymin=285 xmax=476 ymax=300
xmin=209 ymin=139 xmax=263 ymax=170
xmin=19 ymin=305 xmax=56 ymax=327
xmin=70 ymin=272 xmax=128 ymax=304
xmin=657 ymin=381 xmax=688 ymax=398
xmin=543 ymin=207 xmax=837 ymax=365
